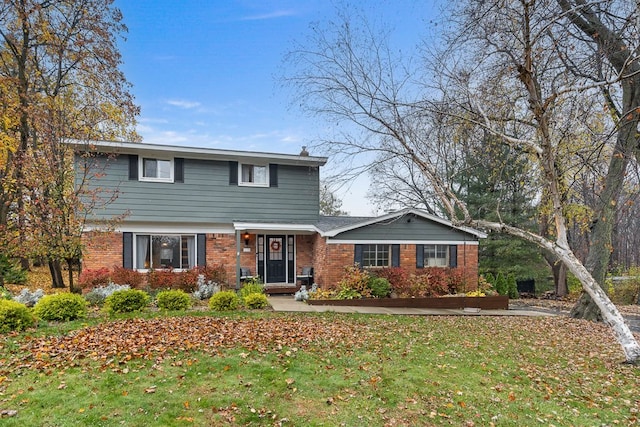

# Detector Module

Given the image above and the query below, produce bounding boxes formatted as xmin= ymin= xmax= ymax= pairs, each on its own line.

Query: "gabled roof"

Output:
xmin=66 ymin=139 xmax=328 ymax=167
xmin=318 ymin=208 xmax=487 ymax=238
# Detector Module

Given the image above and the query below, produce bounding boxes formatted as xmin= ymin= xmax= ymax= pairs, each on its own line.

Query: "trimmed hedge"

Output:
xmin=0 ymin=299 xmax=36 ymax=332
xmin=104 ymin=289 xmax=150 ymax=315
xmin=33 ymin=293 xmax=88 ymax=321
xmin=209 ymin=291 xmax=240 ymax=311
xmin=156 ymin=289 xmax=191 ymax=311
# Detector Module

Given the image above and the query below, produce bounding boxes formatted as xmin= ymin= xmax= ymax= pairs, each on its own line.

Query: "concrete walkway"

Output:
xmin=267 ymin=295 xmax=555 ymax=317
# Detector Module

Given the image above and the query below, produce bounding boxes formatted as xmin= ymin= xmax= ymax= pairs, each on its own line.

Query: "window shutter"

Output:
xmin=229 ymin=161 xmax=238 ymax=185
xmin=128 ymin=155 xmax=138 ymax=180
xmin=416 ymin=244 xmax=424 ymax=268
xmin=354 ymin=244 xmax=363 ymax=266
xmin=449 ymin=245 xmax=458 ymax=268
xmin=197 ymin=234 xmax=206 ymax=266
xmin=269 ymin=163 xmax=278 ymax=187
xmin=174 ymin=158 xmax=184 ymax=183
xmin=123 ymin=232 xmax=133 ymax=269
xmin=391 ymin=244 xmax=400 ymax=267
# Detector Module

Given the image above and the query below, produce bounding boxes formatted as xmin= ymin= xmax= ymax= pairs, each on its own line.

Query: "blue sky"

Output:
xmin=114 ymin=1 xmax=437 ymax=215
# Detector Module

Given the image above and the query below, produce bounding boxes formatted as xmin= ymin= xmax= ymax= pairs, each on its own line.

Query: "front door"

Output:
xmin=266 ymin=235 xmax=286 ymax=283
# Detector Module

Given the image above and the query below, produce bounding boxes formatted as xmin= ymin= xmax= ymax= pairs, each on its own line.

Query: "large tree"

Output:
xmin=0 ymin=0 xmax=138 ymax=287
xmin=286 ymin=1 xmax=640 ymax=363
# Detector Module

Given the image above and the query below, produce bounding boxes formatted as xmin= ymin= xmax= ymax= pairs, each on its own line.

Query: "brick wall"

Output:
xmin=312 ymin=241 xmax=479 ymax=291
xmin=81 ymin=231 xmax=123 ymax=270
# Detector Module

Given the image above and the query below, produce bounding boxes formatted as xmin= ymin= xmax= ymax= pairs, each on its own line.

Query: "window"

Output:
xmin=361 ymin=244 xmax=390 ymax=267
xmin=135 ymin=234 xmax=195 ymax=269
xmin=240 ymin=163 xmax=268 ymax=186
xmin=140 ymin=158 xmax=173 ymax=182
xmin=424 ymin=244 xmax=449 ymax=267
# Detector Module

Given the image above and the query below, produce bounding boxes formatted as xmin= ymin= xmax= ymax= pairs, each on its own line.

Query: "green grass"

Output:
xmin=1 ymin=312 xmax=639 ymax=426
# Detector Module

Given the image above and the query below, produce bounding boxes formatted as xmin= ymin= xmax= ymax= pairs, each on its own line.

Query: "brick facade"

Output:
xmin=81 ymin=231 xmax=480 ymax=290
xmin=312 ymin=241 xmax=479 ymax=291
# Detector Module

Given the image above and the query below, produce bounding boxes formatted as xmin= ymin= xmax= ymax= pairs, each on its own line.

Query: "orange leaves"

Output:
xmin=1 ymin=316 xmax=357 ymax=375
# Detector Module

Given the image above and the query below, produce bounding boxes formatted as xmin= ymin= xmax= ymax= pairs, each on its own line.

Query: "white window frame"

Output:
xmin=424 ymin=244 xmax=449 ymax=267
xmin=133 ymin=233 xmax=196 ymax=271
xmin=139 ymin=157 xmax=174 ymax=183
xmin=239 ymin=163 xmax=269 ymax=187
xmin=361 ymin=244 xmax=391 ymax=268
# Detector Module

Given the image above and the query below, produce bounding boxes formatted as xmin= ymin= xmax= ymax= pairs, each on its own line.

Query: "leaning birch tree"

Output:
xmin=286 ymin=1 xmax=640 ymax=363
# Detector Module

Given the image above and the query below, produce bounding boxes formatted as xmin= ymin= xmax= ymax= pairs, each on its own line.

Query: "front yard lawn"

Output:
xmin=1 ymin=312 xmax=639 ymax=426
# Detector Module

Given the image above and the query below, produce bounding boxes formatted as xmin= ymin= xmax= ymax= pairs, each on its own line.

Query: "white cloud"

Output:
xmin=241 ymin=10 xmax=296 ymax=21
xmin=166 ymin=99 xmax=201 ymax=109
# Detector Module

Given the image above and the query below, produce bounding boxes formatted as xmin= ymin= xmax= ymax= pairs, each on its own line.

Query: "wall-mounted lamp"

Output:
xmin=243 ymin=232 xmax=250 ymax=246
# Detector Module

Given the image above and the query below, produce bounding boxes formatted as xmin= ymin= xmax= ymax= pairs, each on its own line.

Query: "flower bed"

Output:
xmin=306 ymin=295 xmax=509 ymax=310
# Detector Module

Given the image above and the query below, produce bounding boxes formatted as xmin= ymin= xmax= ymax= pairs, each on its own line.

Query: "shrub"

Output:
xmin=173 ymin=269 xmax=201 ymax=293
xmin=367 ymin=277 xmax=391 ymax=298
xmin=507 ymin=274 xmax=519 ymax=299
xmin=157 ymin=289 xmax=191 ymax=311
xmin=336 ymin=264 xmax=371 ymax=297
xmin=209 ymin=290 xmax=240 ymax=311
xmin=0 ymin=254 xmax=27 ymax=285
xmin=104 ymin=289 xmax=150 ymax=315
xmin=147 ymin=269 xmax=180 ymax=290
xmin=0 ymin=286 xmax=12 ymax=300
xmin=193 ymin=274 xmax=220 ymax=300
xmin=84 ymin=283 xmax=131 ymax=307
xmin=495 ymin=273 xmax=508 ymax=296
xmin=110 ymin=267 xmax=145 ymax=288
xmin=335 ymin=285 xmax=361 ymax=300
xmin=239 ymin=278 xmax=264 ymax=298
xmin=78 ymin=267 xmax=112 ymax=289
xmin=14 ymin=288 xmax=45 ymax=307
xmin=244 ymin=293 xmax=269 ymax=309
xmin=374 ymin=267 xmax=410 ymax=291
xmin=197 ymin=264 xmax=228 ymax=286
xmin=33 ymin=293 xmax=88 ymax=321
xmin=308 ymin=288 xmax=336 ymax=300
xmin=0 ymin=299 xmax=36 ymax=332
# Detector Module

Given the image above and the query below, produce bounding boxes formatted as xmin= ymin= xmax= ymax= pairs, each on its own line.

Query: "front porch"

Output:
xmin=233 ymin=222 xmax=316 ymax=289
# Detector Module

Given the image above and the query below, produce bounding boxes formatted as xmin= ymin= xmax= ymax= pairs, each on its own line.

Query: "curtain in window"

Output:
xmin=186 ymin=236 xmax=195 ymax=269
xmin=136 ymin=235 xmax=150 ymax=269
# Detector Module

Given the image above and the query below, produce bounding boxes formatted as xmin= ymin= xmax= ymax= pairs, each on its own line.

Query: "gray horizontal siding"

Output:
xmin=333 ymin=214 xmax=478 ymax=241
xmin=81 ymin=154 xmax=320 ymax=223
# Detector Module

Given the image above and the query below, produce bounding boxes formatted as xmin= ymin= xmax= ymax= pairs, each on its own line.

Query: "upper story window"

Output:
xmin=240 ymin=163 xmax=268 ymax=186
xmin=140 ymin=157 xmax=173 ymax=182
xmin=424 ymin=244 xmax=449 ymax=267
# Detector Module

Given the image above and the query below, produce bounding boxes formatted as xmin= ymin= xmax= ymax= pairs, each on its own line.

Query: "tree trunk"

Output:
xmin=570 ymin=292 xmax=603 ymax=321
xmin=49 ymin=259 xmax=65 ymax=288
xmin=555 ymin=262 xmax=568 ymax=297
xmin=66 ymin=258 xmax=77 ymax=293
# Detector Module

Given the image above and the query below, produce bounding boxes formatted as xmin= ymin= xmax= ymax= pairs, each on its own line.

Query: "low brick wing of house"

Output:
xmin=73 ymin=140 xmax=485 ymax=290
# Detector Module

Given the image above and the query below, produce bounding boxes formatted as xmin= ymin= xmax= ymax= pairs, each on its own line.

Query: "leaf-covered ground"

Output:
xmin=1 ymin=313 xmax=640 ymax=426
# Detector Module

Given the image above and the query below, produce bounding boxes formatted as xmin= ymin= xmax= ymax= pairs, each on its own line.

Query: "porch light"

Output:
xmin=243 ymin=232 xmax=250 ymax=246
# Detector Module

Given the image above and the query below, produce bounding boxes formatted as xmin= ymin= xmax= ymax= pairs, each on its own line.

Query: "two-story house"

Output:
xmin=74 ymin=141 xmax=485 ymax=290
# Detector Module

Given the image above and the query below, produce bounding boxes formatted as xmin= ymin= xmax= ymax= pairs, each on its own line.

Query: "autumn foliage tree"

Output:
xmin=0 ymin=0 xmax=138 ymax=288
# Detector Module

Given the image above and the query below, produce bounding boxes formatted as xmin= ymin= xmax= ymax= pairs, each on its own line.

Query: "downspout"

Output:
xmin=235 ymin=230 xmax=241 ymax=290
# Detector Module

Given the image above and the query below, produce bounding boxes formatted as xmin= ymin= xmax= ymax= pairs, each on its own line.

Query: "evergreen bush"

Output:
xmin=495 ymin=273 xmax=508 ymax=296
xmin=33 ymin=293 xmax=88 ymax=321
xmin=156 ymin=289 xmax=191 ymax=311
xmin=507 ymin=274 xmax=519 ymax=299
xmin=367 ymin=277 xmax=391 ymax=298
xmin=0 ymin=299 xmax=36 ymax=332
xmin=0 ymin=255 xmax=27 ymax=285
xmin=209 ymin=290 xmax=240 ymax=311
xmin=239 ymin=278 xmax=264 ymax=298
xmin=243 ymin=293 xmax=269 ymax=309
xmin=104 ymin=289 xmax=150 ymax=315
